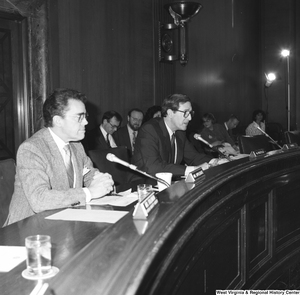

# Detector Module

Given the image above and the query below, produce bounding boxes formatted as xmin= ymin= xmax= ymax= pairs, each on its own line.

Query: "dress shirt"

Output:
xmin=127 ymin=125 xmax=138 ymax=151
xmin=100 ymin=125 xmax=117 ymax=148
xmin=164 ymin=122 xmax=177 ymax=164
xmin=164 ymin=121 xmax=202 ymax=175
xmin=245 ymin=121 xmax=266 ymax=136
xmin=48 ymin=128 xmax=92 ymax=202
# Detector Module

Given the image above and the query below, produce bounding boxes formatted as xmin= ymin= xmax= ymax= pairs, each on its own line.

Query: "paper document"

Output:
xmin=0 ymin=246 xmax=26 ymax=272
xmin=46 ymin=209 xmax=128 ymax=223
xmin=88 ymin=192 xmax=138 ymax=207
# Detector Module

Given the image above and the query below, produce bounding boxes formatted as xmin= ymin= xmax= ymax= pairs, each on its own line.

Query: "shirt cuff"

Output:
xmin=185 ymin=166 xmax=196 ymax=176
xmin=83 ymin=187 xmax=92 ymax=203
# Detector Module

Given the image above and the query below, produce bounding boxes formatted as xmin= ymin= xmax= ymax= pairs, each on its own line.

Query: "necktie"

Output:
xmin=63 ymin=145 xmax=74 ymax=188
xmin=171 ymin=133 xmax=176 ymax=164
xmin=132 ymin=131 xmax=137 ymax=152
xmin=106 ymin=133 xmax=111 ymax=148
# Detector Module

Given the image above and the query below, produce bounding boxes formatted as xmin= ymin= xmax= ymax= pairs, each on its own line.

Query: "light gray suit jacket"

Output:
xmin=6 ymin=128 xmax=98 ymax=225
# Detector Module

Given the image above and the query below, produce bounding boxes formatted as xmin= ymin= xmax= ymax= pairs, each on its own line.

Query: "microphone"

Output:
xmin=254 ymin=124 xmax=283 ymax=149
xmin=106 ymin=153 xmax=170 ymax=188
xmin=194 ymin=134 xmax=232 ymax=161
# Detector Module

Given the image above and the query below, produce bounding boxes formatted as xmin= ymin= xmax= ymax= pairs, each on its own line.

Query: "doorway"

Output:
xmin=0 ymin=13 xmax=28 ymax=160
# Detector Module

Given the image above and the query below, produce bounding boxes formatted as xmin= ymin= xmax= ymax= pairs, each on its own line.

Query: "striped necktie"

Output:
xmin=106 ymin=133 xmax=111 ymax=148
xmin=63 ymin=145 xmax=74 ymax=188
xmin=132 ymin=131 xmax=137 ymax=152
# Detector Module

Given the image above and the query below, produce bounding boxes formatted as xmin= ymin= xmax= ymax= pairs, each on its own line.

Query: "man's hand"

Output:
xmin=88 ymin=172 xmax=114 ymax=200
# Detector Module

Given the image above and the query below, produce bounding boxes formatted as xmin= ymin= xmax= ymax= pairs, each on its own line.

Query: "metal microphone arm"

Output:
xmin=106 ymin=153 xmax=170 ymax=188
xmin=255 ymin=125 xmax=283 ymax=149
xmin=194 ymin=134 xmax=232 ymax=161
xmin=133 ymin=167 xmax=170 ymax=188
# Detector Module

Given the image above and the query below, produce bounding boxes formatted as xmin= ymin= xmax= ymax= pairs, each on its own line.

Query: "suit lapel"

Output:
xmin=158 ymin=119 xmax=173 ymax=163
xmin=98 ymin=129 xmax=109 ymax=149
xmin=42 ymin=128 xmax=72 ymax=188
xmin=122 ymin=126 xmax=133 ymax=154
xmin=174 ymin=132 xmax=184 ymax=164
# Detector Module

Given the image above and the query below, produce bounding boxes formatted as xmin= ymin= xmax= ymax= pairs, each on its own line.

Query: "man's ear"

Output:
xmin=167 ymin=109 xmax=174 ymax=118
xmin=53 ymin=115 xmax=62 ymax=127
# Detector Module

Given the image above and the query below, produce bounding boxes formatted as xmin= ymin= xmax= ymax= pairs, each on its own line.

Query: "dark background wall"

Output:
xmin=47 ymin=0 xmax=299 ymax=133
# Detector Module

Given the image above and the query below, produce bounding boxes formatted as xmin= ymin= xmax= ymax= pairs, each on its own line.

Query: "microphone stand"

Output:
xmin=106 ymin=154 xmax=170 ymax=188
xmin=194 ymin=134 xmax=232 ymax=161
xmin=255 ymin=125 xmax=283 ymax=149
xmin=131 ymin=166 xmax=171 ymax=188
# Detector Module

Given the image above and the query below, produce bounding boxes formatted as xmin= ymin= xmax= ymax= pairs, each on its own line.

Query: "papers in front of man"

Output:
xmin=88 ymin=192 xmax=138 ymax=207
xmin=0 ymin=246 xmax=26 ymax=272
xmin=46 ymin=209 xmax=128 ymax=224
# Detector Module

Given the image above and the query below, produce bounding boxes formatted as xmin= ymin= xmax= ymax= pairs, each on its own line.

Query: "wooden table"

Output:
xmin=2 ymin=150 xmax=300 ymax=294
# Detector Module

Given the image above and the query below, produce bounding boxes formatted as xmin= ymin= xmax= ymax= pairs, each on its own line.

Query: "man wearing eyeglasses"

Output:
xmin=5 ymin=88 xmax=114 ymax=225
xmin=131 ymin=94 xmax=212 ymax=179
xmin=84 ymin=110 xmax=122 ymax=151
xmin=114 ymin=108 xmax=144 ymax=158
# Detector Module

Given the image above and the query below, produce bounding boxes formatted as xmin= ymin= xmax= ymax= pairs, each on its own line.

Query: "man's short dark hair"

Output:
xmin=43 ymin=88 xmax=87 ymax=127
xmin=161 ymin=94 xmax=191 ymax=117
xmin=202 ymin=112 xmax=216 ymax=124
xmin=228 ymin=114 xmax=239 ymax=122
xmin=128 ymin=108 xmax=144 ymax=117
xmin=101 ymin=110 xmax=122 ymax=124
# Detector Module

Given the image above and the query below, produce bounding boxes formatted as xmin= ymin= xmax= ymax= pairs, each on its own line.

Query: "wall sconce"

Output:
xmin=159 ymin=2 xmax=202 ymax=66
xmin=265 ymin=72 xmax=276 ymax=87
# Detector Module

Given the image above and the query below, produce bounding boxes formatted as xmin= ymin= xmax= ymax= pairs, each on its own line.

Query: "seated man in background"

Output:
xmin=224 ymin=114 xmax=239 ymax=142
xmin=131 ymin=94 xmax=212 ymax=178
xmin=114 ymin=108 xmax=144 ymax=158
xmin=84 ymin=110 xmax=122 ymax=151
xmin=5 ymin=88 xmax=114 ymax=225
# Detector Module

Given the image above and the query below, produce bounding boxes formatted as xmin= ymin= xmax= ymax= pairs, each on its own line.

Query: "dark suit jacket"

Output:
xmin=113 ymin=125 xmax=133 ymax=157
xmin=131 ymin=117 xmax=212 ymax=177
xmin=83 ymin=126 xmax=110 ymax=152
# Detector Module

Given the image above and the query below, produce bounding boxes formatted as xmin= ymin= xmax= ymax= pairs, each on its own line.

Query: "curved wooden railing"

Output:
xmin=48 ymin=149 xmax=300 ymax=294
xmin=2 ymin=149 xmax=300 ymax=295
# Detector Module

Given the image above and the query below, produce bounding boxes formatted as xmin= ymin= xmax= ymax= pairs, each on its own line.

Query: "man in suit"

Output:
xmin=5 ymin=88 xmax=114 ymax=225
xmin=224 ymin=114 xmax=239 ymax=143
xmin=114 ymin=108 xmax=144 ymax=158
xmin=84 ymin=110 xmax=122 ymax=151
xmin=131 ymin=94 xmax=212 ymax=178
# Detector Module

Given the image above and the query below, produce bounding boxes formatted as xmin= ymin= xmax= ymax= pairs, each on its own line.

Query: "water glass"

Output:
xmin=25 ymin=235 xmax=52 ymax=276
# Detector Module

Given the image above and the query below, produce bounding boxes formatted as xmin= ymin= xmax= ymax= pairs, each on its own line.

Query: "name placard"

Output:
xmin=283 ymin=143 xmax=299 ymax=150
xmin=249 ymin=148 xmax=267 ymax=159
xmin=132 ymin=192 xmax=158 ymax=220
xmin=185 ymin=166 xmax=204 ymax=183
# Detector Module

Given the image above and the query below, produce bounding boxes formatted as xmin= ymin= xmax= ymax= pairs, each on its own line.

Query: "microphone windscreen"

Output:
xmin=106 ymin=153 xmax=115 ymax=162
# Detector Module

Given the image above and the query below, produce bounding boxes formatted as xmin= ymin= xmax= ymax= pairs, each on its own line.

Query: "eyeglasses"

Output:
xmin=130 ymin=116 xmax=143 ymax=123
xmin=108 ymin=121 xmax=119 ymax=130
xmin=67 ymin=112 xmax=89 ymax=123
xmin=176 ymin=110 xmax=195 ymax=118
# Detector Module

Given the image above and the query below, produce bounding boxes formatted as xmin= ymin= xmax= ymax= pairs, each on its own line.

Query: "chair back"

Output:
xmin=284 ymin=131 xmax=300 ymax=145
xmin=88 ymin=147 xmax=132 ymax=190
xmin=0 ymin=159 xmax=15 ymax=227
xmin=238 ymin=135 xmax=273 ymax=154
xmin=266 ymin=122 xmax=285 ymax=145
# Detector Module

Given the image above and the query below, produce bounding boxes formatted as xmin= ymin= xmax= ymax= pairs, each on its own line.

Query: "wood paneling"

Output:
xmin=49 ymin=0 xmax=162 ymax=130
xmin=175 ymin=0 xmax=261 ymax=131
xmin=48 ymin=0 xmax=299 ymax=134
xmin=261 ymin=0 xmax=298 ymax=130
